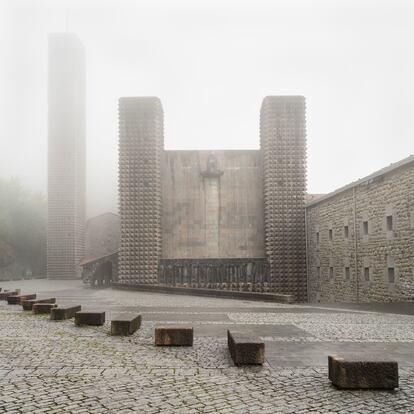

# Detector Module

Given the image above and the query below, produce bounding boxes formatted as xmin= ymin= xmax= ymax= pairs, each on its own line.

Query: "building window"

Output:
xmin=345 ymin=267 xmax=350 ymax=280
xmin=364 ymin=267 xmax=370 ymax=281
xmin=386 ymin=215 xmax=393 ymax=231
xmin=329 ymin=267 xmax=334 ymax=279
xmin=317 ymin=267 xmax=320 ymax=278
xmin=363 ymin=221 xmax=369 ymax=236
xmin=344 ymin=225 xmax=349 ymax=239
xmin=388 ymin=267 xmax=395 ymax=283
xmin=329 ymin=229 xmax=333 ymax=241
xmin=316 ymin=232 xmax=319 ymax=244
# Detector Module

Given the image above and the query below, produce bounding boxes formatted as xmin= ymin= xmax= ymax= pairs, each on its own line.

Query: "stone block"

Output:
xmin=154 ymin=325 xmax=193 ymax=346
xmin=75 ymin=311 xmax=105 ymax=326
xmin=328 ymin=355 xmax=398 ymax=389
xmin=32 ymin=303 xmax=57 ymax=314
xmin=227 ymin=330 xmax=265 ymax=365
xmin=111 ymin=313 xmax=142 ymax=336
xmin=7 ymin=294 xmax=36 ymax=305
xmin=50 ymin=305 xmax=82 ymax=320
xmin=22 ymin=298 xmax=56 ymax=311
xmin=0 ymin=290 xmax=19 ymax=300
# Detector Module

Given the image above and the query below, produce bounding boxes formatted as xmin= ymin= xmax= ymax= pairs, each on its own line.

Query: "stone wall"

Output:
xmin=306 ymin=159 xmax=414 ymax=303
xmin=161 ymin=150 xmax=264 ymax=259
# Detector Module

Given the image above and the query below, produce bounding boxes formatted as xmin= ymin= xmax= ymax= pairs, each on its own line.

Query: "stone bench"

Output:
xmin=22 ymin=298 xmax=56 ymax=311
xmin=328 ymin=355 xmax=399 ymax=389
xmin=155 ymin=325 xmax=193 ymax=346
xmin=50 ymin=305 xmax=82 ymax=320
xmin=75 ymin=311 xmax=105 ymax=326
xmin=227 ymin=330 xmax=265 ymax=365
xmin=0 ymin=290 xmax=20 ymax=300
xmin=33 ymin=303 xmax=57 ymax=314
xmin=7 ymin=293 xmax=36 ymax=305
xmin=0 ymin=292 xmax=13 ymax=300
xmin=111 ymin=313 xmax=142 ymax=336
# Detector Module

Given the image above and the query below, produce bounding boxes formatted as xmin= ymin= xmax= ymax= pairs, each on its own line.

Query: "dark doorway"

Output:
xmin=91 ymin=261 xmax=113 ymax=288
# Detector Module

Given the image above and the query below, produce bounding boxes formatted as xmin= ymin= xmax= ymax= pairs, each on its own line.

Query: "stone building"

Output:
xmin=47 ymin=33 xmax=86 ymax=279
xmin=117 ymin=96 xmax=307 ymax=301
xmin=306 ymin=155 xmax=414 ymax=303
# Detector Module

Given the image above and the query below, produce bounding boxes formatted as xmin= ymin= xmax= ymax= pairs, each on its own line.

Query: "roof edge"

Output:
xmin=306 ymin=154 xmax=414 ymax=208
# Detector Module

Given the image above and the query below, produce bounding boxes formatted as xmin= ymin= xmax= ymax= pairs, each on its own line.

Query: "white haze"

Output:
xmin=0 ymin=0 xmax=413 ymax=217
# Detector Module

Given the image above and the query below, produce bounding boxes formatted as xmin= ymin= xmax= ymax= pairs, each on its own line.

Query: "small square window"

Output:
xmin=386 ymin=215 xmax=393 ymax=232
xmin=363 ymin=221 xmax=369 ymax=236
xmin=344 ymin=225 xmax=349 ymax=239
xmin=364 ymin=267 xmax=370 ymax=281
xmin=388 ymin=267 xmax=395 ymax=283
xmin=329 ymin=267 xmax=334 ymax=279
xmin=345 ymin=267 xmax=350 ymax=280
xmin=316 ymin=232 xmax=319 ymax=244
xmin=329 ymin=229 xmax=333 ymax=241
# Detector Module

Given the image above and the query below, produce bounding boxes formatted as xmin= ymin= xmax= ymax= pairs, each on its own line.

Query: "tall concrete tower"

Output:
xmin=260 ymin=96 xmax=307 ymax=301
xmin=118 ymin=97 xmax=163 ymax=284
xmin=47 ymin=33 xmax=86 ymax=279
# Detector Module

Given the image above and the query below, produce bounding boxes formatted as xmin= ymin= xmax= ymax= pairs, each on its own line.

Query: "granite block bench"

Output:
xmin=155 ymin=325 xmax=193 ymax=346
xmin=111 ymin=313 xmax=142 ymax=336
xmin=22 ymin=298 xmax=56 ymax=311
xmin=7 ymin=294 xmax=36 ymax=305
xmin=0 ymin=290 xmax=21 ymax=300
xmin=50 ymin=305 xmax=81 ymax=320
xmin=33 ymin=303 xmax=57 ymax=314
xmin=75 ymin=311 xmax=105 ymax=326
xmin=227 ymin=330 xmax=265 ymax=365
xmin=328 ymin=355 xmax=399 ymax=389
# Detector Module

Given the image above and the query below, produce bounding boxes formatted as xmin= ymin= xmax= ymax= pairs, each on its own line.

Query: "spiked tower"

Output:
xmin=260 ymin=96 xmax=307 ymax=301
xmin=118 ymin=97 xmax=163 ymax=284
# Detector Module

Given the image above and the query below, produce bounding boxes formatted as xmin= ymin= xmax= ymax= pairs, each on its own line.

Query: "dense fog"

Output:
xmin=1 ymin=0 xmax=413 ymax=217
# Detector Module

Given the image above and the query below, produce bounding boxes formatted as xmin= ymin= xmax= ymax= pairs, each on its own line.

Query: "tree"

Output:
xmin=0 ymin=178 xmax=46 ymax=276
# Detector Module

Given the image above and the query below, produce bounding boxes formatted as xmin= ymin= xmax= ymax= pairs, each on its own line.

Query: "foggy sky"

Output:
xmin=1 ymin=0 xmax=413 ymax=218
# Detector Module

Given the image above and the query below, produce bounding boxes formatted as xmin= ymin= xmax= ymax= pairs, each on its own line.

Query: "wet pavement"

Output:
xmin=0 ymin=279 xmax=413 ymax=413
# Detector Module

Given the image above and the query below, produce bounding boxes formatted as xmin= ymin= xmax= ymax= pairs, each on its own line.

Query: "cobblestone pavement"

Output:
xmin=0 ymin=280 xmax=414 ymax=413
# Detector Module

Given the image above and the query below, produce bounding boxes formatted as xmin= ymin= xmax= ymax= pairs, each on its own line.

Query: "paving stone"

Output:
xmin=0 ymin=280 xmax=414 ymax=413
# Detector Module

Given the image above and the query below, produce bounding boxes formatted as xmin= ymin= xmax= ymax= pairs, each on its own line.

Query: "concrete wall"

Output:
xmin=161 ymin=150 xmax=265 ymax=259
xmin=306 ymin=160 xmax=414 ymax=303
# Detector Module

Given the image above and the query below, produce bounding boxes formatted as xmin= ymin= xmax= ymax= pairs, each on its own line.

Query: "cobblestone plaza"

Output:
xmin=0 ymin=280 xmax=414 ymax=413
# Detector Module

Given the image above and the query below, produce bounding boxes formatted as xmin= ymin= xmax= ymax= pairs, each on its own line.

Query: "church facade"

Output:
xmin=117 ymin=96 xmax=307 ymax=301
